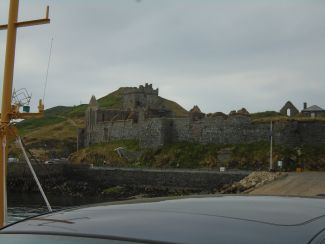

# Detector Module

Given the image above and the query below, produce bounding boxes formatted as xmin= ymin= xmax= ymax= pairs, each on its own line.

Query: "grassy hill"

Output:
xmin=14 ymin=87 xmax=188 ymax=159
xmin=15 ymin=86 xmax=323 ymax=163
xmin=18 ymin=87 xmax=188 ymax=133
xmin=69 ymin=141 xmax=325 ymax=171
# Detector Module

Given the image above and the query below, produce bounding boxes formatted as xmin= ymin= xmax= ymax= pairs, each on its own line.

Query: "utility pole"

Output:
xmin=0 ymin=0 xmax=50 ymax=227
xmin=269 ymin=120 xmax=273 ymax=171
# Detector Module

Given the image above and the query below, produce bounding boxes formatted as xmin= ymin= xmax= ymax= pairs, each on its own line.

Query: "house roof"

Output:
xmin=302 ymin=105 xmax=325 ymax=112
xmin=280 ymin=101 xmax=299 ymax=112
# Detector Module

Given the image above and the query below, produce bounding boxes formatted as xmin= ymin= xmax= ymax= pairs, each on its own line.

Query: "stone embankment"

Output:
xmin=7 ymin=163 xmax=249 ymax=198
xmin=221 ymin=171 xmax=287 ymax=194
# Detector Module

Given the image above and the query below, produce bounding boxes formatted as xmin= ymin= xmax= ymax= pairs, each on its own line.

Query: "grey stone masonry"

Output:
xmin=280 ymin=101 xmax=299 ymax=117
xmin=81 ymin=85 xmax=325 ymax=149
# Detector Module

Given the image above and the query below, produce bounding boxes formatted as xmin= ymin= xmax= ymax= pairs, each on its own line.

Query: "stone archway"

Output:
xmin=280 ymin=101 xmax=299 ymax=117
xmin=287 ymin=108 xmax=291 ymax=116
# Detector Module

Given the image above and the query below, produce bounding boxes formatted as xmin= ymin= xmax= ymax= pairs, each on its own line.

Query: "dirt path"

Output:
xmin=249 ymin=172 xmax=325 ymax=196
xmin=66 ymin=118 xmax=78 ymax=127
xmin=57 ymin=116 xmax=78 ymax=127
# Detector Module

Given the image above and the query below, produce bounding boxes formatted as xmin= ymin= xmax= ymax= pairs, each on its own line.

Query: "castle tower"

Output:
xmin=122 ymin=83 xmax=160 ymax=111
xmin=87 ymin=95 xmax=98 ymax=129
xmin=85 ymin=95 xmax=98 ymax=146
xmin=89 ymin=95 xmax=98 ymax=108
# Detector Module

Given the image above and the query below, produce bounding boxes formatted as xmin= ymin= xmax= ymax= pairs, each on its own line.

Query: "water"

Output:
xmin=7 ymin=206 xmax=56 ymax=224
xmin=7 ymin=193 xmax=114 ymax=225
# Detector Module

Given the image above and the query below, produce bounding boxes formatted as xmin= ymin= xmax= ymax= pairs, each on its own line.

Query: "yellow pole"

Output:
xmin=0 ymin=0 xmax=49 ymax=227
xmin=0 ymin=0 xmax=19 ymax=227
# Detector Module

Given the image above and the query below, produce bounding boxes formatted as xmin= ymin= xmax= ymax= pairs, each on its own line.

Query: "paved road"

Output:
xmin=92 ymin=166 xmax=250 ymax=175
xmin=250 ymin=172 xmax=325 ymax=196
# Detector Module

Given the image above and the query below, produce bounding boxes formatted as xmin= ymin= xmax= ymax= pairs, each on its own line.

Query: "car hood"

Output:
xmin=2 ymin=196 xmax=325 ymax=243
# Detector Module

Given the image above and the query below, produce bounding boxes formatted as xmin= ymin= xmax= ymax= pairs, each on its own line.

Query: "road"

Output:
xmin=250 ymin=172 xmax=325 ymax=196
xmin=92 ymin=166 xmax=250 ymax=175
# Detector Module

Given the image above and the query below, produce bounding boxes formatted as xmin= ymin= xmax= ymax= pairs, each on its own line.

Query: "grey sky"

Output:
xmin=0 ymin=0 xmax=324 ymax=113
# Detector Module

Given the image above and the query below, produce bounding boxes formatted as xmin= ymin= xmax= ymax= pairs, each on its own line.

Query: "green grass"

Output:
xmin=44 ymin=106 xmax=74 ymax=117
xmin=251 ymin=111 xmax=282 ymax=119
xmin=44 ymin=135 xmax=325 ymax=171
xmin=299 ymin=145 xmax=325 ymax=170
xmin=16 ymin=88 xmax=125 ymax=136
xmin=69 ymin=140 xmax=140 ymax=165
xmin=15 ymin=86 xmax=325 ymax=170
xmin=97 ymin=89 xmax=124 ymax=108
xmin=251 ymin=111 xmax=325 ymax=123
xmin=135 ymin=142 xmax=325 ymax=170
xmin=139 ymin=142 xmax=267 ymax=169
xmin=17 ymin=86 xmax=189 ymax=138
xmin=102 ymin=186 xmax=125 ymax=195
xmin=139 ymin=143 xmax=213 ymax=168
xmin=230 ymin=142 xmax=271 ymax=170
xmin=67 ymin=104 xmax=88 ymax=118
xmin=161 ymin=98 xmax=188 ymax=117
xmin=17 ymin=116 xmax=65 ymax=135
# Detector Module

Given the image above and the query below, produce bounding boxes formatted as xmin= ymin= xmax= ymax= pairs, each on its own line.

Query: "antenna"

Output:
xmin=12 ymin=88 xmax=32 ymax=107
xmin=12 ymin=88 xmax=32 ymax=113
xmin=43 ymin=37 xmax=54 ymax=103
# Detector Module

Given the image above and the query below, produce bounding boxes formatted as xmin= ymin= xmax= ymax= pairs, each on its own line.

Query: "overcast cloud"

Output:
xmin=0 ymin=0 xmax=324 ymax=113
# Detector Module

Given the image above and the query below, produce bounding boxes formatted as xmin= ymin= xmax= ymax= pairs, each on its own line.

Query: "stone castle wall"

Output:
xmin=82 ymin=112 xmax=325 ymax=148
xmin=169 ymin=116 xmax=325 ymax=146
xmin=123 ymin=83 xmax=161 ymax=111
xmin=80 ymin=84 xmax=325 ymax=149
xmin=298 ymin=121 xmax=325 ymax=144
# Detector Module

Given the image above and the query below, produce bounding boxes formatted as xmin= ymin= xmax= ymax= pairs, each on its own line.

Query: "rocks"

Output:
xmin=189 ymin=105 xmax=202 ymax=113
xmin=221 ymin=171 xmax=287 ymax=193
xmin=8 ymin=164 xmax=248 ymax=196
xmin=237 ymin=108 xmax=250 ymax=116
xmin=229 ymin=108 xmax=250 ymax=116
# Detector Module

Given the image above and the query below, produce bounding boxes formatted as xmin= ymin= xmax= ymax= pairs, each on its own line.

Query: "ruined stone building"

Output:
xmin=301 ymin=104 xmax=325 ymax=118
xmin=279 ymin=101 xmax=300 ymax=117
xmin=79 ymin=84 xmax=325 ymax=149
xmin=280 ymin=101 xmax=325 ymax=118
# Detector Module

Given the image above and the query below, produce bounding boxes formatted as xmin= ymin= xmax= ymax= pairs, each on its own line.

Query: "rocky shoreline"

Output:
xmin=221 ymin=171 xmax=287 ymax=194
xmin=7 ymin=163 xmax=289 ymax=202
xmin=7 ymin=163 xmax=249 ymax=199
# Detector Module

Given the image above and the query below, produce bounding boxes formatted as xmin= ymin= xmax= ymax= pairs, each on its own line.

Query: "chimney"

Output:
xmin=303 ymin=102 xmax=307 ymax=110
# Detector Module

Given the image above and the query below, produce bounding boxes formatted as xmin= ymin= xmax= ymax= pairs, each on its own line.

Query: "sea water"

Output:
xmin=7 ymin=193 xmax=112 ymax=225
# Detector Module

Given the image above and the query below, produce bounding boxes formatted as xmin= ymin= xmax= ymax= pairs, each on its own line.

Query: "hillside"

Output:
xmin=18 ymin=87 xmax=188 ymax=132
xmin=14 ymin=87 xmax=188 ymax=159
xmin=14 ymin=86 xmax=324 ymax=163
xmin=70 ymin=141 xmax=325 ymax=170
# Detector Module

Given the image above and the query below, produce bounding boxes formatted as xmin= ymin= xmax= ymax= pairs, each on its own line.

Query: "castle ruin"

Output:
xmin=79 ymin=84 xmax=325 ymax=149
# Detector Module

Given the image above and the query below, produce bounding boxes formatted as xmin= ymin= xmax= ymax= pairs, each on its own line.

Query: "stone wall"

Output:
xmin=7 ymin=164 xmax=248 ymax=193
xmin=82 ymin=85 xmax=325 ymax=149
xmin=82 ymin=168 xmax=247 ymax=191
xmin=298 ymin=121 xmax=325 ymax=145
xmin=90 ymin=119 xmax=140 ymax=144
xmin=83 ymin=111 xmax=325 ymax=148
xmin=171 ymin=115 xmax=325 ymax=147
xmin=123 ymin=83 xmax=160 ymax=111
